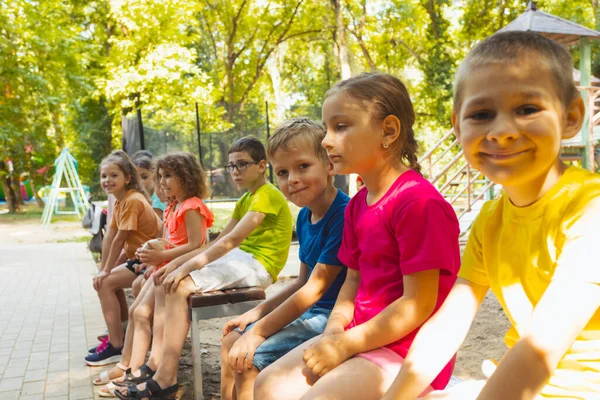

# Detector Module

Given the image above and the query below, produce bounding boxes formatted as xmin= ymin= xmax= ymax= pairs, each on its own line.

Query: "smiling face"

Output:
xmin=136 ymin=167 xmax=154 ymax=195
xmin=321 ymin=90 xmax=385 ymax=176
xmin=453 ymin=60 xmax=581 ymax=189
xmin=157 ymin=168 xmax=183 ymax=200
xmin=100 ymin=162 xmax=129 ymax=197
xmin=270 ymin=138 xmax=334 ymax=208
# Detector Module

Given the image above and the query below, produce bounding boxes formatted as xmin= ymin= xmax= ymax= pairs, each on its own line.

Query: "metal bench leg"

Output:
xmin=190 ymin=308 xmax=204 ymax=400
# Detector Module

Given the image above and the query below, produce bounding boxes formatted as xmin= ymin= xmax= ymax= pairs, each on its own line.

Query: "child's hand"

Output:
xmin=163 ymin=264 xmax=193 ymax=293
xmin=303 ymin=332 xmax=354 ymax=377
xmin=134 ymin=262 xmax=146 ymax=274
xmin=152 ymin=261 xmax=179 ymax=286
xmin=143 ymin=264 xmax=155 ymax=279
xmin=222 ymin=310 xmax=260 ymax=338
xmin=137 ymin=247 xmax=164 ymax=265
xmin=228 ymin=332 xmax=266 ymax=373
xmin=322 ymin=325 xmax=345 ymax=337
xmin=93 ymin=270 xmax=110 ymax=291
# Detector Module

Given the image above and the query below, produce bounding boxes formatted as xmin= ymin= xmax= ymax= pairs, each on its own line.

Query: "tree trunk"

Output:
xmin=13 ymin=176 xmax=24 ymax=206
xmin=29 ymin=179 xmax=45 ymax=208
xmin=1 ymin=176 xmax=16 ymax=214
xmin=331 ymin=0 xmax=351 ymax=79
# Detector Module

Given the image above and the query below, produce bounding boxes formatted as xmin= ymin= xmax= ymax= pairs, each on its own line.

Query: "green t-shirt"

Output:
xmin=232 ymin=183 xmax=292 ymax=281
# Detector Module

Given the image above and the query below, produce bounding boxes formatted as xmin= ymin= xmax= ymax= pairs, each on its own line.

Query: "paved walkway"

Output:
xmin=0 ymin=242 xmax=103 ymax=400
xmin=0 ymin=239 xmax=301 ymax=400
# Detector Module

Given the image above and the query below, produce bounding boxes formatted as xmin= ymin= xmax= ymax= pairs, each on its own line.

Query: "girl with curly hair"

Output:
xmin=94 ymin=152 xmax=214 ymax=396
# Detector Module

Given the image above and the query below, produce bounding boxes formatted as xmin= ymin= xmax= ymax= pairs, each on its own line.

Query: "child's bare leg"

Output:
xmin=94 ymin=281 xmax=154 ymax=388
xmin=132 ymin=275 xmax=145 ymax=298
xmin=145 ymin=283 xmax=166 ymax=371
xmin=300 ymin=357 xmax=393 ymax=400
xmin=256 ymin=335 xmax=394 ymax=400
xmin=221 ymin=332 xmax=241 ymax=400
xmin=128 ymin=281 xmax=155 ymax=373
xmin=234 ymin=364 xmax=260 ymax=400
xmin=254 ymin=336 xmax=319 ymax=400
xmin=117 ymin=289 xmax=128 ymax=322
xmin=152 ymin=277 xmax=197 ymax=387
xmin=97 ymin=265 xmax=136 ymax=347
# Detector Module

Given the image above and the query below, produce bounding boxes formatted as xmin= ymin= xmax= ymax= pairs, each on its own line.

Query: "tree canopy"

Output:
xmin=1 ymin=0 xmax=597 ymax=211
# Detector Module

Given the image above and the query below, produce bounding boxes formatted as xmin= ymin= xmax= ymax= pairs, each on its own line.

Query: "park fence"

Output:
xmin=120 ymin=102 xmax=348 ymax=198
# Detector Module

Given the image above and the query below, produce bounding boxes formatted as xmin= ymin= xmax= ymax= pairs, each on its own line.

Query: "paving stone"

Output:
xmin=21 ymin=380 xmax=45 ymax=395
xmin=0 ymin=377 xmax=23 ymax=392
xmin=23 ymin=369 xmax=47 ymax=383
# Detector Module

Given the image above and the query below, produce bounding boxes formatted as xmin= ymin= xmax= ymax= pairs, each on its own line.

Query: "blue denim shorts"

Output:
xmin=239 ymin=306 xmax=331 ymax=371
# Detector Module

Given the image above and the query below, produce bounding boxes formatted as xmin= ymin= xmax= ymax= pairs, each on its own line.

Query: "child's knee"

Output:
xmin=220 ymin=332 xmax=240 ymax=359
xmin=133 ymin=304 xmax=153 ymax=324
xmin=168 ymin=278 xmax=195 ymax=300
xmin=128 ymin=303 xmax=137 ymax=320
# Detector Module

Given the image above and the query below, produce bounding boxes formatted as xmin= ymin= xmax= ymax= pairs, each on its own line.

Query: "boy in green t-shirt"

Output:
xmin=116 ymin=136 xmax=292 ymax=398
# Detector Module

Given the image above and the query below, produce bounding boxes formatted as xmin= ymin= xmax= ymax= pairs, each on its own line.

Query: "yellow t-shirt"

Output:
xmin=232 ymin=183 xmax=293 ymax=281
xmin=460 ymin=166 xmax=600 ymax=399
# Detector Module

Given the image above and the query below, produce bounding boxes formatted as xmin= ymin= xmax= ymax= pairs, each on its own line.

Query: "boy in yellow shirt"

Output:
xmin=385 ymin=31 xmax=600 ymax=399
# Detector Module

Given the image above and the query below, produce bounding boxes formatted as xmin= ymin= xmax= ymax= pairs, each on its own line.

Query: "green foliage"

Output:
xmin=2 ymin=0 xmax=598 ymax=208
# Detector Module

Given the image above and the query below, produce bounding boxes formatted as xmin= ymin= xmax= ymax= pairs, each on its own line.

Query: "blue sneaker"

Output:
xmin=88 ymin=335 xmax=109 ymax=354
xmin=85 ymin=340 xmax=122 ymax=366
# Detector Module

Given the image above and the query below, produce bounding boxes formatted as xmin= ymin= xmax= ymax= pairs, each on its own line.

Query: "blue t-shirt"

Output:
xmin=297 ymin=189 xmax=349 ymax=310
xmin=151 ymin=193 xmax=167 ymax=212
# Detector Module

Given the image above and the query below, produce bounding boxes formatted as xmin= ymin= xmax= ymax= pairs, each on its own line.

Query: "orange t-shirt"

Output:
xmin=163 ymin=197 xmax=214 ymax=246
xmin=109 ymin=190 xmax=160 ymax=259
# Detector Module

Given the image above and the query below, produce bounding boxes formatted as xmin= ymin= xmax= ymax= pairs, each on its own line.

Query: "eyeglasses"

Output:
xmin=224 ymin=161 xmax=259 ymax=173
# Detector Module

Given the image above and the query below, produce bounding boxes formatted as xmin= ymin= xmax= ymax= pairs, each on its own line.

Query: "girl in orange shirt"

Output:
xmin=95 ymin=152 xmax=213 ymax=396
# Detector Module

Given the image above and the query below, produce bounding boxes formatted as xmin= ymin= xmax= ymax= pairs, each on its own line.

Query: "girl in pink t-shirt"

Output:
xmin=95 ymin=152 xmax=213 ymax=396
xmin=254 ymin=73 xmax=460 ymax=400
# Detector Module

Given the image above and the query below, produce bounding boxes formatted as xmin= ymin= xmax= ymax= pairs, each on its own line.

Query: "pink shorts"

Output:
xmin=356 ymin=347 xmax=434 ymax=397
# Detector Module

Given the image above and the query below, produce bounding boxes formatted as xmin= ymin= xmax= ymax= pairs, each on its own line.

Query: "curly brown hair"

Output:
xmin=154 ymin=152 xmax=210 ymax=201
xmin=100 ymin=150 xmax=150 ymax=200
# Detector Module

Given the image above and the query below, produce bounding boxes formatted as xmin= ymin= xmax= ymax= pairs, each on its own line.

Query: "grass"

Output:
xmin=52 ymin=235 xmax=90 ymax=243
xmin=206 ymin=201 xmax=301 ymax=234
xmin=0 ymin=203 xmax=81 ymax=223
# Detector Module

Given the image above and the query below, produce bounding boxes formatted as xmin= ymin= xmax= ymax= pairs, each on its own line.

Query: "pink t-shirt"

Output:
xmin=164 ymin=197 xmax=214 ymax=246
xmin=338 ymin=170 xmax=460 ymax=390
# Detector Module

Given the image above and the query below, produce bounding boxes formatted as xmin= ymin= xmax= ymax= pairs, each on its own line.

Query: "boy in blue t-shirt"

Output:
xmin=220 ymin=117 xmax=349 ymax=399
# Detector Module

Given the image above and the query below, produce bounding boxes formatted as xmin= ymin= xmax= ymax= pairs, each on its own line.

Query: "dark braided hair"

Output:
xmin=326 ymin=72 xmax=421 ymax=173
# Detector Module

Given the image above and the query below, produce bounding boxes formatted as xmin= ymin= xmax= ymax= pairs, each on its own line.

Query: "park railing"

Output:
xmin=561 ymin=86 xmax=600 ymax=170
xmin=419 ymin=128 xmax=496 ymax=241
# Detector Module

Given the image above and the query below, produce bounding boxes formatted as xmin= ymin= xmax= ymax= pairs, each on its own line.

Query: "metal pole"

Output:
xmin=195 ymin=102 xmax=204 ymax=167
xmin=580 ymin=37 xmax=592 ymax=170
xmin=137 ymin=108 xmax=145 ymax=150
xmin=265 ymin=101 xmax=273 ymax=184
xmin=209 ymin=132 xmax=214 ymax=199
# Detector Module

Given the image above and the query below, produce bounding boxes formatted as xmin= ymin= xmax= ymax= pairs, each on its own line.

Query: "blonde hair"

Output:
xmin=267 ymin=117 xmax=329 ymax=164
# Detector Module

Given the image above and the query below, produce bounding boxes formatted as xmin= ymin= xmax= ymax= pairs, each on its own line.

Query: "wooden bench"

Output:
xmin=188 ymin=287 xmax=266 ymax=400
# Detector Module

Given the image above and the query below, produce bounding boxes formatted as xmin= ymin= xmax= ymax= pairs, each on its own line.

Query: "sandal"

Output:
xmin=113 ymin=364 xmax=155 ymax=387
xmin=98 ymin=382 xmax=117 ymax=398
xmin=94 ymin=363 xmax=129 ymax=386
xmin=114 ymin=378 xmax=178 ymax=400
